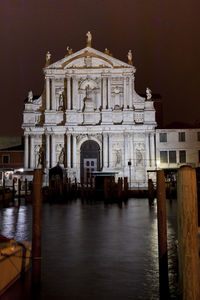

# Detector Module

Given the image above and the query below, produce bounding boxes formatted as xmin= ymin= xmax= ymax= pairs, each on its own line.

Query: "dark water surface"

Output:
xmin=0 ymin=199 xmax=178 ymax=300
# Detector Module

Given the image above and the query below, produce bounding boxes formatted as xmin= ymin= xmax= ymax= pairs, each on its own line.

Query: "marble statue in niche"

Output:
xmin=136 ymin=150 xmax=143 ymax=166
xmin=115 ymin=149 xmax=122 ymax=167
xmin=35 ymin=145 xmax=44 ymax=168
xmin=59 ymin=147 xmax=65 ymax=164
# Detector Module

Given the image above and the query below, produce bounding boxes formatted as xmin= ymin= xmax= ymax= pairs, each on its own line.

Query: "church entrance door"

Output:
xmin=84 ymin=158 xmax=97 ymax=179
xmin=80 ymin=140 xmax=100 ymax=181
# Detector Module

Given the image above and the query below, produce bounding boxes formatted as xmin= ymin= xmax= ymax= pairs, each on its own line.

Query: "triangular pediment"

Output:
xmin=45 ymin=47 xmax=135 ymax=70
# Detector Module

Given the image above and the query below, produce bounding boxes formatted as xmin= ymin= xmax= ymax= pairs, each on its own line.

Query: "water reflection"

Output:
xmin=0 ymin=199 xmax=178 ymax=299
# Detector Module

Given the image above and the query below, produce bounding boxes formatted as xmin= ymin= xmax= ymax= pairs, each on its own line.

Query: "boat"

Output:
xmin=0 ymin=234 xmax=31 ymax=296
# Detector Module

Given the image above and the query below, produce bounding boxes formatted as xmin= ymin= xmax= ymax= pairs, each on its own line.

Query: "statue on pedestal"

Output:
xmin=146 ymin=87 xmax=152 ymax=100
xmin=28 ymin=91 xmax=33 ymax=103
xmin=65 ymin=46 xmax=73 ymax=57
xmin=127 ymin=50 xmax=133 ymax=65
xmin=86 ymin=31 xmax=92 ymax=47
xmin=45 ymin=51 xmax=51 ymax=67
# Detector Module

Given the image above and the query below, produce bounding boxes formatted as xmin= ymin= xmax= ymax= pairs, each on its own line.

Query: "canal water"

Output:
xmin=0 ymin=198 xmax=178 ymax=299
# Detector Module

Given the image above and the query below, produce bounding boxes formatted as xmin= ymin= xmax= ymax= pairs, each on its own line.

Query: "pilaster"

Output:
xmin=30 ymin=135 xmax=34 ymax=169
xmin=24 ymin=134 xmax=29 ymax=169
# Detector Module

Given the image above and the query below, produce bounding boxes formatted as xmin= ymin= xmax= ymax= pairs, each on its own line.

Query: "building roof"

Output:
xmin=0 ymin=144 xmax=24 ymax=151
xmin=44 ymin=46 xmax=136 ymax=71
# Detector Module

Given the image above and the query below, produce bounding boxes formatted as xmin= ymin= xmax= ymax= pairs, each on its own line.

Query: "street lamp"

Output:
xmin=128 ymin=160 xmax=132 ymax=188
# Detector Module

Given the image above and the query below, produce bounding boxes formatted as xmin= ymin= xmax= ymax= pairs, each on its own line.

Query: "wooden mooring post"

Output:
xmin=157 ymin=170 xmax=169 ymax=297
xmin=177 ymin=166 xmax=200 ymax=300
xmin=32 ymin=169 xmax=43 ymax=287
xmin=25 ymin=179 xmax=28 ymax=203
xmin=2 ymin=178 xmax=5 ymax=206
xmin=18 ymin=179 xmax=21 ymax=206
xmin=12 ymin=179 xmax=15 ymax=202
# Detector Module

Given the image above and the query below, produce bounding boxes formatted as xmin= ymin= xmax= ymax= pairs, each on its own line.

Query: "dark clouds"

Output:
xmin=0 ymin=0 xmax=200 ymax=135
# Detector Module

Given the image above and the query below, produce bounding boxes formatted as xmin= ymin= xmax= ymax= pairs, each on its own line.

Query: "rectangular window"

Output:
xmin=197 ymin=132 xmax=200 ymax=141
xmin=2 ymin=155 xmax=9 ymax=164
xmin=169 ymin=151 xmax=176 ymax=163
xmin=179 ymin=150 xmax=186 ymax=163
xmin=178 ymin=132 xmax=185 ymax=142
xmin=160 ymin=151 xmax=168 ymax=163
xmin=159 ymin=133 xmax=167 ymax=142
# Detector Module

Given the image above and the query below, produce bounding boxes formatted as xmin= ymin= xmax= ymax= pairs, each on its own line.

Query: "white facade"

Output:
xmin=22 ymin=37 xmax=157 ymax=187
xmin=156 ymin=129 xmax=200 ymax=170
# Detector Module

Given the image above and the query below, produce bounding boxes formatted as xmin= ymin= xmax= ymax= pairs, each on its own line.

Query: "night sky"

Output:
xmin=0 ymin=0 xmax=200 ymax=135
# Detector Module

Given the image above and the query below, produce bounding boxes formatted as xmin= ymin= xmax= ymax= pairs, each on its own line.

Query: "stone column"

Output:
xmin=145 ymin=133 xmax=150 ymax=168
xmin=107 ymin=76 xmax=111 ymax=109
xmin=72 ymin=77 xmax=77 ymax=110
xmin=30 ymin=135 xmax=34 ymax=169
xmin=102 ymin=77 xmax=107 ymax=109
xmin=129 ymin=133 xmax=134 ymax=187
xmin=124 ymin=133 xmax=128 ymax=169
xmin=72 ymin=134 xmax=77 ymax=169
xmin=129 ymin=134 xmax=133 ymax=164
xmin=45 ymin=134 xmax=50 ymax=169
xmin=150 ymin=133 xmax=155 ymax=167
xmin=46 ymin=77 xmax=50 ymax=110
xmin=126 ymin=78 xmax=130 ymax=108
xmin=123 ymin=77 xmax=127 ymax=108
xmin=129 ymin=76 xmax=132 ymax=108
xmin=67 ymin=76 xmax=71 ymax=110
xmin=67 ymin=134 xmax=71 ymax=168
xmin=108 ymin=134 xmax=112 ymax=168
xmin=51 ymin=78 xmax=56 ymax=110
xmin=51 ymin=134 xmax=55 ymax=167
xmin=103 ymin=133 xmax=108 ymax=168
xmin=24 ymin=134 xmax=29 ymax=169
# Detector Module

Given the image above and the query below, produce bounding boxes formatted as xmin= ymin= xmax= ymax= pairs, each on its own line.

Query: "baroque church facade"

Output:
xmin=22 ymin=33 xmax=157 ymax=187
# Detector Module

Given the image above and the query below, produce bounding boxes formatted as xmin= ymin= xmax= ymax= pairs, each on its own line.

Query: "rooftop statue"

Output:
xmin=65 ymin=46 xmax=73 ymax=56
xmin=46 ymin=51 xmax=51 ymax=66
xmin=104 ymin=48 xmax=110 ymax=55
xmin=146 ymin=87 xmax=152 ymax=100
xmin=127 ymin=50 xmax=133 ymax=65
xmin=28 ymin=90 xmax=33 ymax=103
xmin=86 ymin=31 xmax=92 ymax=47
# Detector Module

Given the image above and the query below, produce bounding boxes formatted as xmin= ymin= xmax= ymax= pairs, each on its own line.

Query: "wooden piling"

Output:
xmin=2 ymin=179 xmax=5 ymax=206
xmin=124 ymin=177 xmax=128 ymax=199
xmin=148 ymin=179 xmax=154 ymax=205
xmin=81 ymin=178 xmax=84 ymax=199
xmin=117 ymin=178 xmax=122 ymax=199
xmin=177 ymin=166 xmax=200 ymax=300
xmin=157 ymin=170 xmax=169 ymax=297
xmin=25 ymin=179 xmax=28 ymax=202
xmin=104 ymin=177 xmax=108 ymax=200
xmin=32 ymin=169 xmax=43 ymax=287
xmin=12 ymin=179 xmax=15 ymax=202
xmin=18 ymin=179 xmax=21 ymax=206
xmin=86 ymin=177 xmax=89 ymax=198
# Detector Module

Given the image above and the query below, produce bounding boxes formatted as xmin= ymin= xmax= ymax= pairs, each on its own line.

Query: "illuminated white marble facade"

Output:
xmin=22 ymin=41 xmax=156 ymax=187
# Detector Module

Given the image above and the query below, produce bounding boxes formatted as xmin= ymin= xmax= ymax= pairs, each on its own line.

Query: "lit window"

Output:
xmin=179 ymin=150 xmax=186 ymax=163
xmin=2 ymin=155 xmax=9 ymax=164
xmin=178 ymin=132 xmax=185 ymax=142
xmin=160 ymin=151 xmax=168 ymax=163
xmin=169 ymin=151 xmax=176 ymax=163
xmin=159 ymin=133 xmax=167 ymax=142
